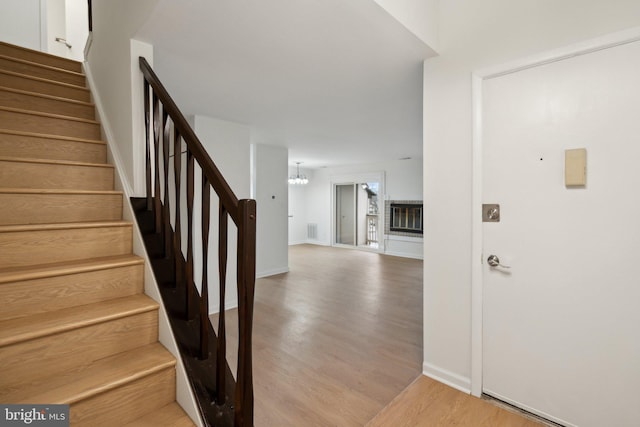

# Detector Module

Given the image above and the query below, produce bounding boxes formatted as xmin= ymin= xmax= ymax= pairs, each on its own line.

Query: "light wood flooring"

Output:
xmin=368 ymin=375 xmax=543 ymax=427
xmin=214 ymin=244 xmax=538 ymax=426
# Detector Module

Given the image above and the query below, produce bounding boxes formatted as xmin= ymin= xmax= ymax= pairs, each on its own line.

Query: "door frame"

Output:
xmin=469 ymin=26 xmax=640 ymax=397
xmin=330 ymin=171 xmax=385 ymax=252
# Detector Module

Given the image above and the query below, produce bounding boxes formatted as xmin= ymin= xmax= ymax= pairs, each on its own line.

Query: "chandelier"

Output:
xmin=288 ymin=162 xmax=309 ymax=185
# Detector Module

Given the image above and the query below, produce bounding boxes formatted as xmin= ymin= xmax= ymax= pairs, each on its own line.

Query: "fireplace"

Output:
xmin=388 ymin=202 xmax=423 ymax=235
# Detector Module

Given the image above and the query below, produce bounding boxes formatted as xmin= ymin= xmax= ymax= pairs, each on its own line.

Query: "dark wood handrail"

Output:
xmin=138 ymin=56 xmax=256 ymax=427
xmin=87 ymin=0 xmax=92 ymax=32
xmin=139 ymin=57 xmax=241 ymax=222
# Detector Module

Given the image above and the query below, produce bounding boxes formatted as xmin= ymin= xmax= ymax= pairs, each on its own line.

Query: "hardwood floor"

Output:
xmin=213 ymin=244 xmax=538 ymax=426
xmin=214 ymin=244 xmax=423 ymax=426
xmin=367 ymin=375 xmax=543 ymax=427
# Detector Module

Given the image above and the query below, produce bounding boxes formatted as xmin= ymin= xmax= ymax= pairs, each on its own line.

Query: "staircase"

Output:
xmin=0 ymin=41 xmax=195 ymax=426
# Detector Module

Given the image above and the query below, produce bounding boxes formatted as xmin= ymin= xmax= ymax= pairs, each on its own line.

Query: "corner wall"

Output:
xmin=86 ymin=0 xmax=159 ymax=194
xmin=423 ymin=0 xmax=640 ymax=392
xmin=253 ymin=144 xmax=289 ymax=277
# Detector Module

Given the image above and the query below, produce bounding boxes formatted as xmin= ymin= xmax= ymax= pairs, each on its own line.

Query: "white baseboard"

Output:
xmin=423 ymin=362 xmax=471 ymax=394
xmin=305 ymin=240 xmax=330 ymax=246
xmin=288 ymin=240 xmax=307 ymax=246
xmin=384 ymin=250 xmax=424 ymax=260
xmin=208 ymin=298 xmax=238 ymax=315
xmin=256 ymin=266 xmax=289 ymax=278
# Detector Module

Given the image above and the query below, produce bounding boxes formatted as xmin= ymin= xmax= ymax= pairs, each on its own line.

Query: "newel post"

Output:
xmin=234 ymin=199 xmax=256 ymax=426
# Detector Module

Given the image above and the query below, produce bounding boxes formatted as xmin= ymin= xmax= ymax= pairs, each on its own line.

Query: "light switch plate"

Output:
xmin=565 ymin=148 xmax=587 ymax=186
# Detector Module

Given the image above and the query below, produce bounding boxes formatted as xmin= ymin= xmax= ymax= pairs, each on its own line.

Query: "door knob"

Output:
xmin=487 ymin=254 xmax=510 ymax=268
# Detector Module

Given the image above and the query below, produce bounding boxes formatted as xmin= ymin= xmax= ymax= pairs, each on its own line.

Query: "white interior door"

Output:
xmin=46 ymin=0 xmax=69 ymax=58
xmin=336 ymin=184 xmax=355 ymax=245
xmin=482 ymin=40 xmax=640 ymax=427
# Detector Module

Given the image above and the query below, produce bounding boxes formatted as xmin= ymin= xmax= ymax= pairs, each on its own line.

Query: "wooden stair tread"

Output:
xmin=0 ymin=41 xmax=187 ymax=424
xmin=0 ymin=254 xmax=143 ymax=284
xmin=0 ymin=128 xmax=105 ymax=145
xmin=0 ymin=156 xmax=113 ymax=168
xmin=0 ymin=294 xmax=158 ymax=348
xmin=0 ymin=54 xmax=85 ymax=78
xmin=0 ymin=188 xmax=120 ymax=195
xmin=123 ymin=402 xmax=195 ymax=427
xmin=0 ymin=342 xmax=175 ymax=404
xmin=0 ymin=69 xmax=88 ymax=92
xmin=0 ymin=85 xmax=94 ymax=107
xmin=0 ymin=105 xmax=99 ymax=125
xmin=0 ymin=41 xmax=82 ymax=73
xmin=0 ymin=220 xmax=130 ymax=233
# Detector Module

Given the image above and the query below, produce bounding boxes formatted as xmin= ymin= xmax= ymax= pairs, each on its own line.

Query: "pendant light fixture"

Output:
xmin=288 ymin=162 xmax=309 ymax=185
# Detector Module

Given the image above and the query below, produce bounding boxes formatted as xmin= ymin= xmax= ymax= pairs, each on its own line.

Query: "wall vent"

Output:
xmin=307 ymin=223 xmax=318 ymax=240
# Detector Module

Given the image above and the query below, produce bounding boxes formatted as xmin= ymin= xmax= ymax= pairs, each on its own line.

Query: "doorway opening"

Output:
xmin=334 ymin=180 xmax=382 ymax=251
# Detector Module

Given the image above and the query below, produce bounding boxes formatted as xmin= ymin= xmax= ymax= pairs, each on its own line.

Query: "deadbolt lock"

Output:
xmin=482 ymin=204 xmax=500 ymax=222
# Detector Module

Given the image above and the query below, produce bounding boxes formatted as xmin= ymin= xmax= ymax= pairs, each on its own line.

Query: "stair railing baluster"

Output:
xmin=162 ymin=111 xmax=171 ymax=258
xmin=200 ymin=177 xmax=211 ymax=360
xmin=235 ymin=199 xmax=256 ymax=427
xmin=186 ymin=148 xmax=196 ymax=320
xmin=152 ymin=94 xmax=162 ymax=234
xmin=139 ymin=57 xmax=256 ymax=426
xmin=173 ymin=128 xmax=183 ymax=284
xmin=216 ymin=202 xmax=228 ymax=405
xmin=144 ymin=80 xmax=152 ymax=211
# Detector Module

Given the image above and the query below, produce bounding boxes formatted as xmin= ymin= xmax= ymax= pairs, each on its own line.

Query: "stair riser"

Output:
xmin=0 ymin=193 xmax=122 ymax=225
xmin=71 ymin=368 xmax=175 ymax=426
xmin=0 ymin=160 xmax=113 ymax=191
xmin=0 ymin=57 xmax=85 ymax=86
xmin=0 ymin=225 xmax=132 ymax=268
xmin=0 ymin=72 xmax=89 ymax=102
xmin=0 ymin=263 xmax=143 ymax=321
xmin=0 ymin=133 xmax=106 ymax=163
xmin=0 ymin=109 xmax=100 ymax=140
xmin=0 ymin=310 xmax=158 ymax=391
xmin=0 ymin=42 xmax=82 ymax=73
xmin=0 ymin=89 xmax=95 ymax=119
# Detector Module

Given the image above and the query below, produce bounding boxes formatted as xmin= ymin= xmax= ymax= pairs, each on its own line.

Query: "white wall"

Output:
xmin=0 ymin=0 xmax=44 ymax=51
xmin=190 ymin=115 xmax=252 ymax=312
xmin=64 ymin=0 xmax=88 ymax=61
xmin=253 ymin=144 xmax=289 ymax=278
xmin=423 ymin=0 xmax=640 ymax=392
xmin=291 ymin=157 xmax=423 ymax=258
xmin=86 ymin=0 xmax=159 ymax=194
